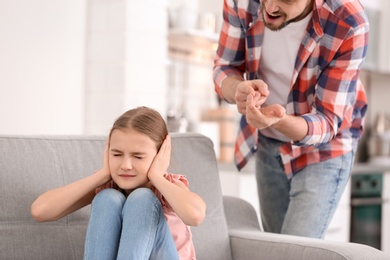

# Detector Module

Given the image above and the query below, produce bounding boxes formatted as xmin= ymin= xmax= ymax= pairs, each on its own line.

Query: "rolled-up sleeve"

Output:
xmin=213 ymin=0 xmax=247 ymax=99
xmin=294 ymin=22 xmax=369 ymax=146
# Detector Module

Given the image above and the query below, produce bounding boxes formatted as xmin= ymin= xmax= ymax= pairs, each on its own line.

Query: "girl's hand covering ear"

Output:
xmin=100 ymin=139 xmax=112 ymax=183
xmin=148 ymin=135 xmax=171 ymax=182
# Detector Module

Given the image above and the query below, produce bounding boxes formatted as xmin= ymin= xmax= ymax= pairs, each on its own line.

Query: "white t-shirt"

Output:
xmin=258 ymin=13 xmax=312 ymax=141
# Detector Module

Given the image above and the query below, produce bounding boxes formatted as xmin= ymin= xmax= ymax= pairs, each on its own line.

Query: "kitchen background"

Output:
xmin=1 ymin=0 xmax=390 ymax=253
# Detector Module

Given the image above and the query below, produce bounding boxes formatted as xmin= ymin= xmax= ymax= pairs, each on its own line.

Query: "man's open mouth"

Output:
xmin=266 ymin=11 xmax=283 ymax=20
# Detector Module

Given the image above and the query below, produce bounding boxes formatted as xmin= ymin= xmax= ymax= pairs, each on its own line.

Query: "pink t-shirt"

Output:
xmin=96 ymin=173 xmax=196 ymax=260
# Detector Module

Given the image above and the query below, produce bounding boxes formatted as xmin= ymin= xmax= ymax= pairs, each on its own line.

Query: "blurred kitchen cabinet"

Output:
xmin=168 ymin=29 xmax=218 ymax=65
xmin=167 ymin=29 xmax=220 ymax=127
xmin=382 ymin=172 xmax=390 ymax=253
xmin=349 ymin=168 xmax=390 ymax=254
xmin=360 ymin=0 xmax=390 ymax=73
xmin=201 ymin=105 xmax=237 ymax=163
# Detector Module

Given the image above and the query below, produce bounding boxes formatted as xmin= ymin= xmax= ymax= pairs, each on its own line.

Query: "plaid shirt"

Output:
xmin=213 ymin=0 xmax=369 ymax=177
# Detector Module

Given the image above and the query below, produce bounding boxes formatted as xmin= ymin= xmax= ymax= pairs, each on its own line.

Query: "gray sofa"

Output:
xmin=0 ymin=133 xmax=388 ymax=260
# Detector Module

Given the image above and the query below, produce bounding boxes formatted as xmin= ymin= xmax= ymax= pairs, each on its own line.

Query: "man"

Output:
xmin=213 ymin=0 xmax=369 ymax=238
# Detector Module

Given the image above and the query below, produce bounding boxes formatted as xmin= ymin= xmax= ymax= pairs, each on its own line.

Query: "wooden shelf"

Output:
xmin=168 ymin=29 xmax=219 ymax=64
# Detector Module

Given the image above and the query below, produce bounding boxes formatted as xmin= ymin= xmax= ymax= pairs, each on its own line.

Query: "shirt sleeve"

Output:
xmin=213 ymin=0 xmax=247 ymax=99
xmin=295 ymin=18 xmax=369 ymax=146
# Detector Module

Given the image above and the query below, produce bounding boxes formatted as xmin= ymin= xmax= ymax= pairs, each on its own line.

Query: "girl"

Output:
xmin=31 ymin=106 xmax=206 ymax=260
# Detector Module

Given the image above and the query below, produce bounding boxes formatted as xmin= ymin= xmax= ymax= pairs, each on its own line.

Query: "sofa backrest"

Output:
xmin=0 ymin=133 xmax=232 ymax=260
xmin=169 ymin=133 xmax=232 ymax=260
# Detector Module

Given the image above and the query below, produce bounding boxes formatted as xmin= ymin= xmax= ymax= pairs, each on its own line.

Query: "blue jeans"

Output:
xmin=83 ymin=188 xmax=179 ymax=260
xmin=255 ymin=133 xmax=353 ymax=238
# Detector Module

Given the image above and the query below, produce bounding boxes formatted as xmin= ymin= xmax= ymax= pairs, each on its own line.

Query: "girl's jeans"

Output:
xmin=256 ymin=132 xmax=354 ymax=238
xmin=83 ymin=188 xmax=179 ymax=260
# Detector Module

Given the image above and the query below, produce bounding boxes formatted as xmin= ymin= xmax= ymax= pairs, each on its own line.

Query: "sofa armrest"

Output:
xmin=229 ymin=229 xmax=389 ymax=260
xmin=223 ymin=195 xmax=261 ymax=231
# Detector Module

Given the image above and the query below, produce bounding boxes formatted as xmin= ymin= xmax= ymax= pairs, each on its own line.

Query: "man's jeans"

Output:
xmin=84 ymin=188 xmax=179 ymax=260
xmin=255 ymin=133 xmax=353 ymax=238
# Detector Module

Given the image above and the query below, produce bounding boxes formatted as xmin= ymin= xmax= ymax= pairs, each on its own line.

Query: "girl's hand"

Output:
xmin=146 ymin=135 xmax=206 ymax=226
xmin=147 ymin=135 xmax=171 ymax=183
xmin=96 ymin=139 xmax=112 ymax=183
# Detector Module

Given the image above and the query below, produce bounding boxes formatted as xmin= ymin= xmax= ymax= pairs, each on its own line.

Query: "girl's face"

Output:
xmin=109 ymin=128 xmax=157 ymax=195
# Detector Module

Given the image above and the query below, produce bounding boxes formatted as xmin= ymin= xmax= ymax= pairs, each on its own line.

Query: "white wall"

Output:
xmin=0 ymin=0 xmax=86 ymax=135
xmin=0 ymin=0 xmax=223 ymax=135
xmin=198 ymin=0 xmax=223 ymax=15
xmin=85 ymin=0 xmax=168 ymax=135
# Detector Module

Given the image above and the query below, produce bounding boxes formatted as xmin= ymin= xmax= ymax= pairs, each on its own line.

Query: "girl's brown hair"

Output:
xmin=109 ymin=106 xmax=168 ymax=151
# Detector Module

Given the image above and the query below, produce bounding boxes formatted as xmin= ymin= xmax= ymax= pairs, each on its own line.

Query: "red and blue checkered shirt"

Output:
xmin=213 ymin=0 xmax=369 ymax=177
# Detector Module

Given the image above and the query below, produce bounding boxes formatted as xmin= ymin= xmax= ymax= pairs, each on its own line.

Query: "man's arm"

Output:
xmin=213 ymin=0 xmax=247 ymax=102
xmin=220 ymin=76 xmax=242 ymax=104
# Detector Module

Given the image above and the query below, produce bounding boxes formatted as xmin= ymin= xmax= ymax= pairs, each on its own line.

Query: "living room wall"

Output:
xmin=0 ymin=0 xmax=86 ymax=134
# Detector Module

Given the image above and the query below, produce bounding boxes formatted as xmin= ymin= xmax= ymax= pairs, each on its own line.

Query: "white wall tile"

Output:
xmin=107 ymin=62 xmax=125 ymax=90
xmin=85 ymin=122 xmax=111 ymax=135
xmin=107 ymin=1 xmax=126 ymax=32
xmin=86 ymin=92 xmax=124 ymax=125
xmin=0 ymin=0 xmax=86 ymax=134
xmin=87 ymin=63 xmax=109 ymax=91
xmin=125 ymin=35 xmax=167 ymax=62
xmin=88 ymin=3 xmax=109 ymax=33
xmin=87 ymin=33 xmax=125 ymax=61
xmin=89 ymin=0 xmax=124 ymax=4
xmin=123 ymin=94 xmax=167 ymax=119
xmin=125 ymin=2 xmax=168 ymax=36
xmin=125 ymin=62 xmax=166 ymax=87
xmin=87 ymin=63 xmax=125 ymax=94
xmin=85 ymin=0 xmax=168 ymax=133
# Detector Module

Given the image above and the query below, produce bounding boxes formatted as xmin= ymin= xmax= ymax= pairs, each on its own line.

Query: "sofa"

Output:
xmin=0 ymin=133 xmax=389 ymax=260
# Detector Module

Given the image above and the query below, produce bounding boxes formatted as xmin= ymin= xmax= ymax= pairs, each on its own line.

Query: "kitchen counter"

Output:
xmin=352 ymin=162 xmax=390 ymax=174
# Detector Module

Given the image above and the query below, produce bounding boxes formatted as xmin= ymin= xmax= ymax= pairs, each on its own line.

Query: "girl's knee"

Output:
xmin=124 ymin=188 xmax=160 ymax=212
xmin=129 ymin=187 xmax=155 ymax=199
xmin=92 ymin=188 xmax=126 ymax=211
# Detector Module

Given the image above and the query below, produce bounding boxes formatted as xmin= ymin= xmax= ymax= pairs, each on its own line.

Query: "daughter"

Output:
xmin=31 ymin=106 xmax=206 ymax=260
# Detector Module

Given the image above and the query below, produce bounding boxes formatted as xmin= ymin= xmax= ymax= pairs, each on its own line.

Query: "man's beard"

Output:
xmin=261 ymin=0 xmax=313 ymax=31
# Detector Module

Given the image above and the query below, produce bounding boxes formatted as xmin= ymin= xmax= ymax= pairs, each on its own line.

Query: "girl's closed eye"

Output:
xmin=110 ymin=149 xmax=123 ymax=157
xmin=132 ymin=154 xmax=145 ymax=160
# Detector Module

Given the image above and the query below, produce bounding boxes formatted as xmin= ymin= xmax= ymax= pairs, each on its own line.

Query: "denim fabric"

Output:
xmin=83 ymin=188 xmax=179 ymax=260
xmin=255 ymin=133 xmax=353 ymax=238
